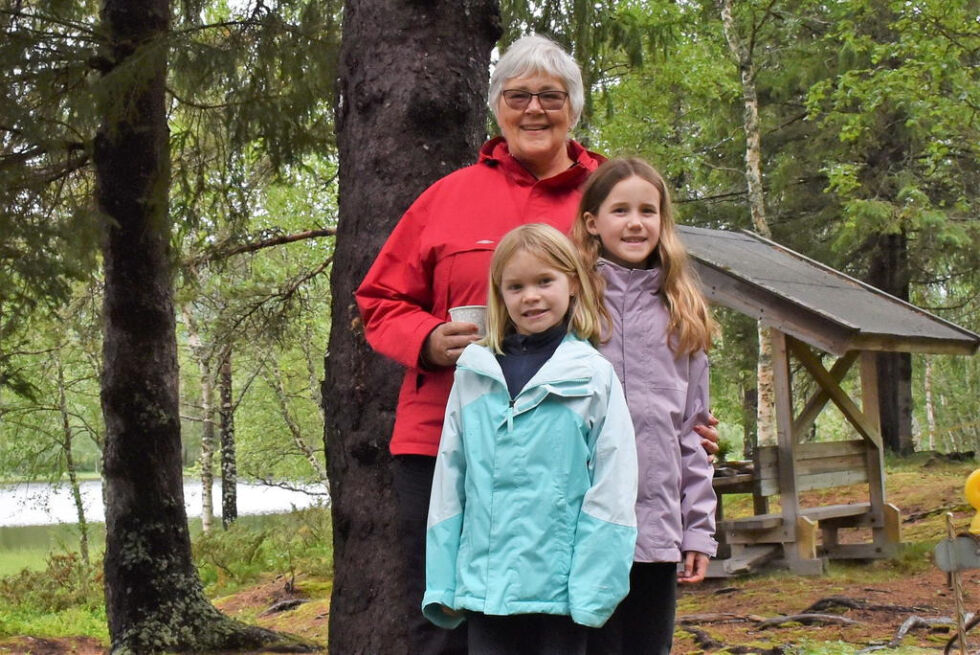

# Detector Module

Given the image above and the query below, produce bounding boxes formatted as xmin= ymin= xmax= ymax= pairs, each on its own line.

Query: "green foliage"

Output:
xmin=192 ymin=505 xmax=332 ymax=596
xmin=591 ymin=0 xmax=979 ymax=449
xmin=0 ymin=552 xmax=102 ymax=617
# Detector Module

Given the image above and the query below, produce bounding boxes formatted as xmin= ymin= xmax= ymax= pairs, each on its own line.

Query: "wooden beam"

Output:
xmin=792 ymin=350 xmax=860 ymax=439
xmin=789 ymin=338 xmax=882 ymax=450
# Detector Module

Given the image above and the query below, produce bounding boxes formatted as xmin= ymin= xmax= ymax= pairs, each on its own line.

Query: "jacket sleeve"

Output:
xmin=568 ymin=365 xmax=638 ymax=628
xmin=421 ymin=376 xmax=467 ymax=628
xmin=678 ymin=352 xmax=718 ymax=556
xmin=355 ymin=190 xmax=445 ymax=369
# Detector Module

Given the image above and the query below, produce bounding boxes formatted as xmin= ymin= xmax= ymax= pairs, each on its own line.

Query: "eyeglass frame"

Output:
xmin=500 ymin=89 xmax=570 ymax=111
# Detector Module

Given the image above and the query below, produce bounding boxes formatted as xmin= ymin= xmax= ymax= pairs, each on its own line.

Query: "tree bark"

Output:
xmin=219 ymin=349 xmax=238 ymax=528
xmin=96 ymin=0 xmax=314 ymax=650
xmin=720 ymin=0 xmax=776 ymax=447
xmin=324 ymin=1 xmax=500 ymax=652
xmin=867 ymin=231 xmax=914 ymax=454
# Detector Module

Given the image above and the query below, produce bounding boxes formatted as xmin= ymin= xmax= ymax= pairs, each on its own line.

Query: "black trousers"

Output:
xmin=392 ymin=454 xmax=468 ymax=655
xmin=469 ymin=613 xmax=587 ymax=655
xmin=587 ymin=562 xmax=677 ymax=655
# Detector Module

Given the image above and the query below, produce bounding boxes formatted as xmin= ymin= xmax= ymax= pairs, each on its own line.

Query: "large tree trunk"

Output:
xmin=324 ymin=2 xmax=500 ymax=652
xmin=96 ymin=0 xmax=314 ymax=651
xmin=867 ymin=231 xmax=914 ymax=454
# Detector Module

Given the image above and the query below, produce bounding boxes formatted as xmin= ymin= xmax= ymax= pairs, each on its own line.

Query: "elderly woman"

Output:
xmin=357 ymin=35 xmax=716 ymax=655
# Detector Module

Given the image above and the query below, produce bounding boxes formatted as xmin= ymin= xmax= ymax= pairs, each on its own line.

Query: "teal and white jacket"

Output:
xmin=423 ymin=335 xmax=638 ymax=629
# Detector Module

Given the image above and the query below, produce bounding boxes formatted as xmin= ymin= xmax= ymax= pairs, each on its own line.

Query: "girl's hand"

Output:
xmin=441 ymin=604 xmax=461 ymax=617
xmin=693 ymin=413 xmax=720 ymax=460
xmin=422 ymin=322 xmax=481 ymax=367
xmin=678 ymin=551 xmax=710 ymax=584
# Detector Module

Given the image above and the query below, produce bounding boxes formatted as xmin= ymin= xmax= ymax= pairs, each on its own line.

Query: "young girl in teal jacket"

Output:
xmin=423 ymin=223 xmax=638 ymax=655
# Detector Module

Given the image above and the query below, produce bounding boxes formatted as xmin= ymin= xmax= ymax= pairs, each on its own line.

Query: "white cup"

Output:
xmin=448 ymin=305 xmax=487 ymax=337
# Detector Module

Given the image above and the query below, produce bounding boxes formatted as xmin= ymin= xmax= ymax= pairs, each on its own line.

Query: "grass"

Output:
xmin=0 ymin=606 xmax=108 ymax=641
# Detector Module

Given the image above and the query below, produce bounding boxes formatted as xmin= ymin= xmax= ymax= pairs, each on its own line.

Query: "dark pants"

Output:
xmin=469 ymin=613 xmax=587 ymax=655
xmin=392 ymin=454 xmax=468 ymax=655
xmin=587 ymin=562 xmax=677 ymax=655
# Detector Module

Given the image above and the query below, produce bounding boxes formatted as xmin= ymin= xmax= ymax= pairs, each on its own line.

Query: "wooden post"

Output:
xmin=772 ymin=331 xmax=804 ymax=569
xmin=861 ymin=351 xmax=895 ymax=555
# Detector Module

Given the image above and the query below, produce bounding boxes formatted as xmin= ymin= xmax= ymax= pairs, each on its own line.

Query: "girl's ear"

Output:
xmin=569 ymin=277 xmax=580 ymax=298
xmin=583 ymin=213 xmax=600 ymax=236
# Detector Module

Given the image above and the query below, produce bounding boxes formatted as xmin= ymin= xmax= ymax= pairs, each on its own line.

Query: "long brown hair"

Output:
xmin=570 ymin=157 xmax=717 ymax=355
xmin=485 ymin=224 xmax=605 ymax=354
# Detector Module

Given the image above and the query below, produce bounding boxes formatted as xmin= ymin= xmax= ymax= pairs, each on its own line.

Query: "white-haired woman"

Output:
xmin=356 ymin=34 xmax=715 ymax=655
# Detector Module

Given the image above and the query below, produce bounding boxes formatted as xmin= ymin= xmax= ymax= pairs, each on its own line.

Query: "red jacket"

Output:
xmin=356 ymin=137 xmax=605 ymax=456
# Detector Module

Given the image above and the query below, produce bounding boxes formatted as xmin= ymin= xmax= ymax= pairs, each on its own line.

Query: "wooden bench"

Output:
xmin=712 ymin=439 xmax=901 ymax=575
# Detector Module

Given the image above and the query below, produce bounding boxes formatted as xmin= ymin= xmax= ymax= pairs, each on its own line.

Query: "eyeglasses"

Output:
xmin=501 ymin=89 xmax=569 ymax=111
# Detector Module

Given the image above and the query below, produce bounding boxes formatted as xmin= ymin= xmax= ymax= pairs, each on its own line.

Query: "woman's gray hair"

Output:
xmin=489 ymin=34 xmax=584 ymax=129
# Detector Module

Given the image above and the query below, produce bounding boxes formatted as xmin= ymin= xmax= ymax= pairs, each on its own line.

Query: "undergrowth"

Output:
xmin=193 ymin=504 xmax=333 ymax=596
xmin=0 ymin=506 xmax=333 ymax=640
xmin=0 ymin=552 xmax=105 ymax=639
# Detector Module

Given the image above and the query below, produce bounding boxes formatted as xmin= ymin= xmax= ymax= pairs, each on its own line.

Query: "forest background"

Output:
xmin=0 ymin=0 xmax=977 ymax=651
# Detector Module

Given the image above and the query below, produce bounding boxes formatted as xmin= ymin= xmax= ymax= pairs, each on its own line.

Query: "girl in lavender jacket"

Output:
xmin=571 ymin=158 xmax=719 ymax=655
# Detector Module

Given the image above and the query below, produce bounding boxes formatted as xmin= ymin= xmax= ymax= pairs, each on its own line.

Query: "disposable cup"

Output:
xmin=448 ymin=305 xmax=487 ymax=336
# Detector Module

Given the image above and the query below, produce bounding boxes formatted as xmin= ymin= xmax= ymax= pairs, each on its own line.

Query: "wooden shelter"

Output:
xmin=678 ymin=226 xmax=980 ymax=575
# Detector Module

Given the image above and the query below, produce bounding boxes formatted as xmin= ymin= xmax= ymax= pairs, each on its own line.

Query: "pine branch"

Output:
xmin=188 ymin=228 xmax=336 ymax=266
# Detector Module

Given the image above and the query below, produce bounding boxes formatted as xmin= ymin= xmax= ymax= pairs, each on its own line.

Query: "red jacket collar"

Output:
xmin=477 ymin=136 xmax=606 ymax=187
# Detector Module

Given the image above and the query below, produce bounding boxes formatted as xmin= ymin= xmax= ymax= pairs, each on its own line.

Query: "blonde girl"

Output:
xmin=424 ymin=223 xmax=638 ymax=655
xmin=571 ymin=158 xmax=718 ymax=655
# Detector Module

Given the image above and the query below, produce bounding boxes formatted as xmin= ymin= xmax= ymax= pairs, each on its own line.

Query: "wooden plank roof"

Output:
xmin=678 ymin=226 xmax=980 ymax=357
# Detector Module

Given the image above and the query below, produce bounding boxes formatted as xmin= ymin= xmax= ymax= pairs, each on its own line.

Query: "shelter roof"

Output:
xmin=678 ymin=226 xmax=980 ymax=356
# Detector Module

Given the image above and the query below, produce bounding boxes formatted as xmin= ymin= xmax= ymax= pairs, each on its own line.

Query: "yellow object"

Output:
xmin=964 ymin=469 xmax=980 ymax=534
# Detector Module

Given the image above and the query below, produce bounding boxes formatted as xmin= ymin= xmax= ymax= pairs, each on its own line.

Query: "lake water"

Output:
xmin=0 ymin=479 xmax=330 ymax=569
xmin=0 ymin=479 xmax=329 ymax=527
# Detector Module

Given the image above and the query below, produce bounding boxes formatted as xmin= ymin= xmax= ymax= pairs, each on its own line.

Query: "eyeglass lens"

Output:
xmin=502 ymin=90 xmax=568 ymax=110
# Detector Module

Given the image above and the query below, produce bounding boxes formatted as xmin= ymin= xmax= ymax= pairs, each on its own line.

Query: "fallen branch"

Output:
xmin=677 ymin=612 xmax=758 ymax=625
xmin=805 ymin=595 xmax=937 ymax=614
xmin=945 ymin=612 xmax=980 ymax=655
xmin=679 ymin=626 xmax=723 ymax=650
xmin=260 ymin=598 xmax=308 ymax=616
xmin=857 ymin=613 xmax=975 ymax=653
xmin=757 ymin=613 xmax=862 ymax=629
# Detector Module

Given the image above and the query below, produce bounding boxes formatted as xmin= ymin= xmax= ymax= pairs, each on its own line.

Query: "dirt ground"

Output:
xmin=2 ymin=455 xmax=977 ymax=654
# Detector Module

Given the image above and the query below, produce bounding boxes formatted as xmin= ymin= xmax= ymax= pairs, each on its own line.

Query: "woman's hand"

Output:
xmin=677 ymin=551 xmax=710 ymax=584
xmin=694 ymin=413 xmax=720 ymax=459
xmin=423 ymin=322 xmax=482 ymax=367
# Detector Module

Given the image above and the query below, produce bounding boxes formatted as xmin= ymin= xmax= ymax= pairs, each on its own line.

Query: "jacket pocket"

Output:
xmin=438 ymin=242 xmax=497 ymax=314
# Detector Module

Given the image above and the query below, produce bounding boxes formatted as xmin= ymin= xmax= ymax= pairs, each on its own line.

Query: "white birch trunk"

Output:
xmin=57 ymin=356 xmax=90 ymax=568
xmin=722 ymin=0 xmax=776 ymax=446
xmin=924 ymin=355 xmax=936 ymax=451
xmin=181 ymin=305 xmax=216 ymax=533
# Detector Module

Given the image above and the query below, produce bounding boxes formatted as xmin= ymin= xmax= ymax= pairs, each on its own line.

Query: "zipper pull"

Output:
xmin=507 ymin=399 xmax=515 ymax=432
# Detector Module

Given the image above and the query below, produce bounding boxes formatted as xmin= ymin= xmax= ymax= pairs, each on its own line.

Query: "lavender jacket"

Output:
xmin=598 ymin=259 xmax=718 ymax=563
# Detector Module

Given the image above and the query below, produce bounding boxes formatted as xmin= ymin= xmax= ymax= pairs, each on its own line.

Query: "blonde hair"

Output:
xmin=570 ymin=157 xmax=717 ymax=355
xmin=485 ymin=223 xmax=605 ymax=354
